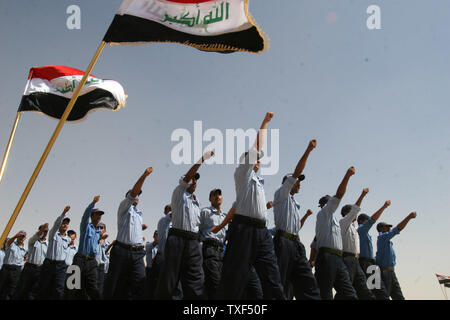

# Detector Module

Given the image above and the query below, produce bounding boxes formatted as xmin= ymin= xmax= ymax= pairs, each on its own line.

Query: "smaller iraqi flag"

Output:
xmin=436 ymin=274 xmax=450 ymax=286
xmin=18 ymin=66 xmax=127 ymax=122
xmin=103 ymin=0 xmax=267 ymax=53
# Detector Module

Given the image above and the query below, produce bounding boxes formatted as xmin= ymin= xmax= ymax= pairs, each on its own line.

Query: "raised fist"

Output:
xmin=263 ymin=112 xmax=274 ymax=123
xmin=93 ymin=195 xmax=100 ymax=203
xmin=384 ymin=200 xmax=391 ymax=207
xmin=203 ymin=150 xmax=215 ymax=161
xmin=144 ymin=167 xmax=153 ymax=176
xmin=63 ymin=206 xmax=71 ymax=214
xmin=409 ymin=211 xmax=417 ymax=219
xmin=347 ymin=166 xmax=356 ymax=176
xmin=266 ymin=201 xmax=273 ymax=209
xmin=308 ymin=140 xmax=317 ymax=151
xmin=306 ymin=209 xmax=313 ymax=215
xmin=362 ymin=188 xmax=369 ymax=194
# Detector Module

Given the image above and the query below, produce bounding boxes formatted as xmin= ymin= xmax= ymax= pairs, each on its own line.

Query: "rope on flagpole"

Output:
xmin=0 ymin=112 xmax=22 ymax=185
xmin=0 ymin=41 xmax=107 ymax=250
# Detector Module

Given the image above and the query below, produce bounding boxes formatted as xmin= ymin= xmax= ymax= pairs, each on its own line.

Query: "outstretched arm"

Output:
xmin=211 ymin=207 xmax=235 ymax=234
xmin=335 ymin=167 xmax=355 ymax=199
xmin=355 ymin=188 xmax=369 ymax=207
xmin=254 ymin=112 xmax=274 ymax=152
xmin=183 ymin=151 xmax=214 ymax=183
xmin=130 ymin=167 xmax=153 ymax=198
xmin=397 ymin=212 xmax=417 ymax=232
xmin=293 ymin=140 xmax=316 ymax=179
xmin=371 ymin=200 xmax=391 ymax=222
xmin=300 ymin=209 xmax=314 ymax=229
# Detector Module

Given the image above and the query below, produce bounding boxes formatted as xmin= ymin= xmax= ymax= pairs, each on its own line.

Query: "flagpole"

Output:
xmin=0 ymin=41 xmax=107 ymax=249
xmin=0 ymin=112 xmax=22 ymax=185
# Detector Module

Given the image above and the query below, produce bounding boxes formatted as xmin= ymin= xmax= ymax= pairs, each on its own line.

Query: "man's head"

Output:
xmin=153 ymin=230 xmax=158 ymax=243
xmin=209 ymin=189 xmax=223 ymax=209
xmin=17 ymin=231 xmax=26 ymax=244
xmin=91 ymin=209 xmax=104 ymax=227
xmin=318 ymin=195 xmax=331 ymax=208
xmin=38 ymin=224 xmax=49 ymax=239
xmin=282 ymin=174 xmax=305 ymax=195
xmin=164 ymin=205 xmax=171 ymax=215
xmin=98 ymin=222 xmax=106 ymax=235
xmin=357 ymin=214 xmax=370 ymax=225
xmin=60 ymin=217 xmax=70 ymax=233
xmin=67 ymin=230 xmax=77 ymax=244
xmin=341 ymin=204 xmax=353 ymax=217
xmin=376 ymin=222 xmax=393 ymax=233
xmin=186 ymin=173 xmax=200 ymax=194
xmin=126 ymin=190 xmax=142 ymax=207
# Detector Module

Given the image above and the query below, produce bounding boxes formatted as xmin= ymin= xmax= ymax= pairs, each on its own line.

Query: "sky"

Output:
xmin=0 ymin=0 xmax=449 ymax=300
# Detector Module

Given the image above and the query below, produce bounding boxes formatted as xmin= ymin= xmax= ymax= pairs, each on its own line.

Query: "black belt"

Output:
xmin=275 ymin=230 xmax=299 ymax=241
xmin=380 ymin=266 xmax=395 ymax=272
xmin=115 ymin=241 xmax=144 ymax=251
xmin=45 ymin=258 xmax=65 ymax=264
xmin=203 ymin=238 xmax=224 ymax=251
xmin=319 ymin=247 xmax=343 ymax=257
xmin=75 ymin=252 xmax=96 ymax=260
xmin=233 ymin=214 xmax=266 ymax=228
xmin=169 ymin=228 xmax=199 ymax=240
xmin=25 ymin=262 xmax=40 ymax=268
xmin=343 ymin=252 xmax=358 ymax=258
xmin=3 ymin=264 xmax=22 ymax=270
xmin=359 ymin=257 xmax=376 ymax=264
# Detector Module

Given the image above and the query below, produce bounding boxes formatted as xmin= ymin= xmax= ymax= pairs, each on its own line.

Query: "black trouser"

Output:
xmin=155 ymin=230 xmax=205 ymax=300
xmin=217 ymin=218 xmax=285 ymax=300
xmin=14 ymin=263 xmax=41 ymax=300
xmin=97 ymin=264 xmax=105 ymax=299
xmin=103 ymin=243 xmax=146 ymax=300
xmin=66 ymin=253 xmax=100 ymax=300
xmin=37 ymin=259 xmax=67 ymax=300
xmin=359 ymin=258 xmax=389 ymax=300
xmin=202 ymin=243 xmax=224 ymax=300
xmin=147 ymin=251 xmax=183 ymax=300
xmin=340 ymin=254 xmax=375 ymax=300
xmin=0 ymin=264 xmax=22 ymax=300
xmin=380 ymin=268 xmax=405 ymax=300
xmin=314 ymin=249 xmax=357 ymax=300
xmin=242 ymin=266 xmax=263 ymax=300
xmin=273 ymin=235 xmax=321 ymax=300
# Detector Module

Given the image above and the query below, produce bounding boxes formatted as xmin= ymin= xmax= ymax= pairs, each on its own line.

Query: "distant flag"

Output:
xmin=436 ymin=274 xmax=450 ymax=299
xmin=103 ymin=0 xmax=267 ymax=53
xmin=19 ymin=66 xmax=127 ymax=122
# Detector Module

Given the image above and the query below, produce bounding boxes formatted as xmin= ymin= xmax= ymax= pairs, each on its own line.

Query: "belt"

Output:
xmin=75 ymin=252 xmax=96 ymax=260
xmin=233 ymin=214 xmax=266 ymax=228
xmin=3 ymin=264 xmax=22 ymax=270
xmin=275 ymin=230 xmax=299 ymax=241
xmin=46 ymin=258 xmax=66 ymax=264
xmin=25 ymin=262 xmax=40 ymax=268
xmin=97 ymin=264 xmax=105 ymax=268
xmin=203 ymin=238 xmax=224 ymax=251
xmin=359 ymin=257 xmax=376 ymax=264
xmin=319 ymin=247 xmax=343 ymax=257
xmin=343 ymin=252 xmax=359 ymax=258
xmin=169 ymin=228 xmax=199 ymax=240
xmin=115 ymin=241 xmax=144 ymax=251
xmin=380 ymin=266 xmax=395 ymax=272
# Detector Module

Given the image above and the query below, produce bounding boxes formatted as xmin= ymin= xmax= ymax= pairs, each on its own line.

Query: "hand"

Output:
xmin=144 ymin=167 xmax=153 ymax=177
xmin=266 ymin=201 xmax=273 ymax=209
xmin=306 ymin=209 xmax=313 ymax=216
xmin=142 ymin=224 xmax=148 ymax=230
xmin=263 ymin=112 xmax=274 ymax=123
xmin=309 ymin=260 xmax=315 ymax=268
xmin=347 ymin=166 xmax=356 ymax=176
xmin=408 ymin=211 xmax=417 ymax=219
xmin=384 ymin=200 xmax=391 ymax=207
xmin=211 ymin=226 xmax=221 ymax=234
xmin=362 ymin=188 xmax=369 ymax=195
xmin=63 ymin=206 xmax=71 ymax=215
xmin=101 ymin=233 xmax=109 ymax=240
xmin=202 ymin=151 xmax=215 ymax=161
xmin=93 ymin=195 xmax=100 ymax=204
xmin=307 ymin=139 xmax=317 ymax=151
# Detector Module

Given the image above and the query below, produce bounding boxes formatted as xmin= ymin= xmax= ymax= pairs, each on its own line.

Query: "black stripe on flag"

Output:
xmin=440 ymin=279 xmax=450 ymax=284
xmin=18 ymin=89 xmax=119 ymax=121
xmin=103 ymin=14 xmax=264 ymax=53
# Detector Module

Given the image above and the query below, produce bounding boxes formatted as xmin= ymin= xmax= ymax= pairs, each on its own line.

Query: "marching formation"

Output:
xmin=0 ymin=112 xmax=417 ymax=300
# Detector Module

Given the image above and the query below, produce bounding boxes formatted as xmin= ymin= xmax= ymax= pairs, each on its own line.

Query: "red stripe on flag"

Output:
xmin=29 ymin=66 xmax=95 ymax=81
xmin=166 ymin=0 xmax=214 ymax=3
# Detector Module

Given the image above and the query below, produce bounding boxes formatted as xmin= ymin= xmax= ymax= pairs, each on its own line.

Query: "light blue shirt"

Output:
xmin=273 ymin=176 xmax=301 ymax=234
xmin=65 ymin=245 xmax=77 ymax=266
xmin=46 ymin=215 xmax=71 ymax=261
xmin=117 ymin=192 xmax=143 ymax=246
xmin=358 ymin=218 xmax=376 ymax=259
xmin=0 ymin=249 xmax=5 ymax=269
xmin=95 ymin=239 xmax=110 ymax=266
xmin=157 ymin=213 xmax=172 ymax=254
xmin=199 ymin=206 xmax=227 ymax=243
xmin=234 ymin=148 xmax=267 ymax=221
xmin=4 ymin=241 xmax=27 ymax=267
xmin=376 ymin=226 xmax=400 ymax=267
xmin=27 ymin=232 xmax=48 ymax=266
xmin=79 ymin=202 xmax=101 ymax=257
xmin=171 ymin=178 xmax=201 ymax=233
xmin=315 ymin=196 xmax=342 ymax=251
xmin=145 ymin=241 xmax=158 ymax=268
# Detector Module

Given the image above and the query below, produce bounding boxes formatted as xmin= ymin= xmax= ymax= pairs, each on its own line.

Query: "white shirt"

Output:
xmin=117 ymin=192 xmax=144 ymax=246
xmin=339 ymin=205 xmax=361 ymax=254
xmin=273 ymin=176 xmax=301 ymax=234
xmin=171 ymin=178 xmax=201 ymax=233
xmin=315 ymin=196 xmax=342 ymax=251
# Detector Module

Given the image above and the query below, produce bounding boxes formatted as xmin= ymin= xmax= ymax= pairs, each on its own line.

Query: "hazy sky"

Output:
xmin=1 ymin=0 xmax=449 ymax=299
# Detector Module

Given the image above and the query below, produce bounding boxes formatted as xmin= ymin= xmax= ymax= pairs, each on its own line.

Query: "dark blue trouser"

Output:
xmin=103 ymin=244 xmax=146 ymax=300
xmin=314 ymin=249 xmax=357 ymax=300
xmin=37 ymin=259 xmax=67 ymax=300
xmin=155 ymin=233 xmax=205 ymax=300
xmin=243 ymin=266 xmax=263 ymax=300
xmin=66 ymin=253 xmax=100 ymax=300
xmin=202 ymin=244 xmax=224 ymax=300
xmin=14 ymin=263 xmax=41 ymax=300
xmin=380 ymin=268 xmax=405 ymax=300
xmin=147 ymin=252 xmax=183 ymax=300
xmin=0 ymin=265 xmax=22 ymax=300
xmin=97 ymin=264 xmax=105 ymax=299
xmin=218 ymin=220 xmax=285 ymax=300
xmin=273 ymin=235 xmax=321 ymax=300
xmin=359 ymin=259 xmax=389 ymax=300
xmin=340 ymin=255 xmax=375 ymax=300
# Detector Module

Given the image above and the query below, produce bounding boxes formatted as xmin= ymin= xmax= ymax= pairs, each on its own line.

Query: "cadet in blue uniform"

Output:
xmin=144 ymin=230 xmax=158 ymax=299
xmin=96 ymin=222 xmax=109 ymax=299
xmin=38 ymin=206 xmax=71 ymax=300
xmin=15 ymin=224 xmax=48 ymax=300
xmin=65 ymin=230 xmax=77 ymax=267
xmin=0 ymin=231 xmax=27 ymax=300
xmin=314 ymin=167 xmax=358 ymax=300
xmin=357 ymin=200 xmax=391 ymax=300
xmin=376 ymin=211 xmax=417 ymax=300
xmin=338 ymin=188 xmax=375 ymax=300
xmin=104 ymin=167 xmax=153 ymax=300
xmin=218 ymin=112 xmax=285 ymax=300
xmin=199 ymin=188 xmax=227 ymax=300
xmin=272 ymin=139 xmax=321 ymax=300
xmin=155 ymin=150 xmax=214 ymax=300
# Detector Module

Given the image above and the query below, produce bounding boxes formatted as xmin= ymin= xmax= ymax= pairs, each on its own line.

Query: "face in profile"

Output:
xmin=253 ymin=160 xmax=260 ymax=173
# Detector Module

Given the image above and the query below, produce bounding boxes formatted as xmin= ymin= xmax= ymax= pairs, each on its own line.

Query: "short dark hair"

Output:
xmin=67 ymin=230 xmax=76 ymax=237
xmin=341 ymin=204 xmax=353 ymax=217
xmin=319 ymin=195 xmax=331 ymax=207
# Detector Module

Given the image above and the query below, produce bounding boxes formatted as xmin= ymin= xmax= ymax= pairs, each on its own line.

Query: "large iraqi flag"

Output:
xmin=103 ymin=0 xmax=267 ymax=53
xmin=18 ymin=66 xmax=127 ymax=122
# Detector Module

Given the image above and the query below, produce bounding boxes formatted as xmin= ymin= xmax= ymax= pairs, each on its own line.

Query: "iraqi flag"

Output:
xmin=436 ymin=274 xmax=450 ymax=285
xmin=103 ymin=0 xmax=267 ymax=53
xmin=18 ymin=66 xmax=127 ymax=122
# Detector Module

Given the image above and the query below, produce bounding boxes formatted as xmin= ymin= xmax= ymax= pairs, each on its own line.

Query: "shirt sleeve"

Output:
xmin=234 ymin=147 xmax=264 ymax=186
xmin=118 ymin=192 xmax=136 ymax=220
xmin=358 ymin=218 xmax=375 ymax=235
xmin=339 ymin=205 xmax=361 ymax=231
xmin=171 ymin=178 xmax=189 ymax=210
xmin=49 ymin=214 xmax=64 ymax=239
xmin=318 ymin=196 xmax=341 ymax=219
xmin=81 ymin=202 xmax=95 ymax=236
xmin=273 ymin=176 xmax=297 ymax=205
xmin=379 ymin=226 xmax=400 ymax=241
xmin=28 ymin=231 xmax=40 ymax=247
